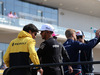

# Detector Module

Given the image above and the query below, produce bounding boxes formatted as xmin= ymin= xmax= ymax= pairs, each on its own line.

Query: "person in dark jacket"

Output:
xmin=63 ymin=29 xmax=100 ymax=75
xmin=76 ymin=30 xmax=100 ymax=75
xmin=37 ymin=24 xmax=73 ymax=75
xmin=3 ymin=24 xmax=43 ymax=75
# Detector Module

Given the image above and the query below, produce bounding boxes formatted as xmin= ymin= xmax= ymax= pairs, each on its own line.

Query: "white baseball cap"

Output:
xmin=40 ymin=24 xmax=54 ymax=32
xmin=76 ymin=30 xmax=84 ymax=36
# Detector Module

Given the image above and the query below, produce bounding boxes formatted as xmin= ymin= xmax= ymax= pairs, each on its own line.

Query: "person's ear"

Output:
xmin=29 ymin=30 xmax=32 ymax=34
xmin=72 ymin=33 xmax=74 ymax=37
xmin=83 ymin=35 xmax=85 ymax=38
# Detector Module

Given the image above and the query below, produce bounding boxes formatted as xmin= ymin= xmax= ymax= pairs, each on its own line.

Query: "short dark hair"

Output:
xmin=23 ymin=24 xmax=38 ymax=33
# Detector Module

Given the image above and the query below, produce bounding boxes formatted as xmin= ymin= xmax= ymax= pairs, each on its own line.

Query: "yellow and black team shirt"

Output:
xmin=3 ymin=30 xmax=40 ymax=67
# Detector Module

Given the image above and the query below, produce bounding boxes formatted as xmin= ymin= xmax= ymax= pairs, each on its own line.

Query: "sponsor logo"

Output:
xmin=53 ymin=45 xmax=59 ymax=48
xmin=12 ymin=42 xmax=26 ymax=46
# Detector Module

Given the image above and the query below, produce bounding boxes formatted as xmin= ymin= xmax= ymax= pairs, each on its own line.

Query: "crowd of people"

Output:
xmin=3 ymin=23 xmax=100 ymax=75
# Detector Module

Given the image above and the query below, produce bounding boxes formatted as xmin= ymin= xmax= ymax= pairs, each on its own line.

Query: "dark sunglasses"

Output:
xmin=41 ymin=31 xmax=45 ymax=34
xmin=34 ymin=33 xmax=37 ymax=36
xmin=77 ymin=36 xmax=83 ymax=39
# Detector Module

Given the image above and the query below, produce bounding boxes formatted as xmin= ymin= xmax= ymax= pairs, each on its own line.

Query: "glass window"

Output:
xmin=29 ymin=4 xmax=38 ymax=10
xmin=22 ymin=7 xmax=29 ymax=13
xmin=3 ymin=0 xmax=58 ymax=25
xmin=35 ymin=48 xmax=39 ymax=51
xmin=0 ymin=43 xmax=5 ymax=50
xmin=52 ymin=14 xmax=57 ymax=20
xmin=22 ymin=2 xmax=29 ymax=8
xmin=15 ymin=0 xmax=22 ymax=6
xmin=6 ymin=0 xmax=14 ymax=4
xmin=44 ymin=7 xmax=52 ymax=13
xmin=52 ymin=9 xmax=58 ymax=14
xmin=5 ymin=3 xmax=14 ymax=14
xmin=37 ymin=10 xmax=43 ymax=17
xmin=0 ymin=1 xmax=3 ymax=15
xmin=15 ymin=5 xmax=22 ymax=13
xmin=5 ymin=44 xmax=9 ymax=49
xmin=0 ymin=43 xmax=9 ymax=50
xmin=0 ymin=50 xmax=3 ymax=66
xmin=44 ymin=12 xmax=51 ymax=18
xmin=29 ymin=9 xmax=37 ymax=15
xmin=0 ymin=0 xmax=4 ymax=2
xmin=0 ymin=43 xmax=9 ymax=66
xmin=38 ymin=6 xmax=44 ymax=11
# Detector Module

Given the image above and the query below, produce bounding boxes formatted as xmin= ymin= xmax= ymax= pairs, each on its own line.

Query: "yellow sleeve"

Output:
xmin=28 ymin=39 xmax=40 ymax=65
xmin=3 ymin=42 xmax=11 ymax=67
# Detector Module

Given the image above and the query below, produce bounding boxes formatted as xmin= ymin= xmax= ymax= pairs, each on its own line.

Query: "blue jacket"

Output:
xmin=63 ymin=37 xmax=98 ymax=69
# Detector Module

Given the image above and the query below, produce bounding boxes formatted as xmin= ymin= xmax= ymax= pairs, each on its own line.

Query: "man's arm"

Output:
xmin=86 ymin=37 xmax=100 ymax=48
xmin=75 ymin=37 xmax=98 ymax=50
xmin=28 ymin=40 xmax=40 ymax=65
xmin=60 ymin=43 xmax=73 ymax=74
xmin=3 ymin=41 xmax=14 ymax=67
xmin=60 ymin=43 xmax=70 ymax=62
xmin=3 ymin=45 xmax=10 ymax=67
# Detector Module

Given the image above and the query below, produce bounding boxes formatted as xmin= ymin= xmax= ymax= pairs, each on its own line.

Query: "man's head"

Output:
xmin=40 ymin=24 xmax=54 ymax=40
xmin=65 ymin=29 xmax=77 ymax=41
xmin=23 ymin=24 xmax=38 ymax=39
xmin=76 ymin=30 xmax=85 ymax=43
xmin=14 ymin=12 xmax=16 ymax=15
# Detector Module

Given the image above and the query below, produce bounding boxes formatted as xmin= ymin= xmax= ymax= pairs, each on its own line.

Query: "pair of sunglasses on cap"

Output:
xmin=77 ymin=36 xmax=83 ymax=39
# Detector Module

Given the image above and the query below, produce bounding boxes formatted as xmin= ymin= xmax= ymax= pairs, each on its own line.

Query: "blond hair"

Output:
xmin=65 ymin=29 xmax=75 ymax=38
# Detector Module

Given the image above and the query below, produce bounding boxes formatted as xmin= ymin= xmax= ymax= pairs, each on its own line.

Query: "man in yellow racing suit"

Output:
xmin=3 ymin=24 xmax=43 ymax=75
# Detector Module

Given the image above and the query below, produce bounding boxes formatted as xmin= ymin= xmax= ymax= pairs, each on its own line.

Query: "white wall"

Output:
xmin=59 ymin=9 xmax=100 ymax=32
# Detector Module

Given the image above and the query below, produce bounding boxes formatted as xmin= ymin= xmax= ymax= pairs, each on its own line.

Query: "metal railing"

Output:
xmin=18 ymin=12 xmax=57 ymax=25
xmin=4 ymin=61 xmax=100 ymax=75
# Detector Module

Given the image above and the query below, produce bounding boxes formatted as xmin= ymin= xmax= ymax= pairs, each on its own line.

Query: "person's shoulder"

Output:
xmin=10 ymin=38 xmax=17 ymax=43
xmin=66 ymin=39 xmax=78 ymax=44
xmin=23 ymin=37 xmax=36 ymax=44
xmin=26 ymin=37 xmax=35 ymax=41
xmin=45 ymin=38 xmax=54 ymax=44
xmin=40 ymin=41 xmax=47 ymax=45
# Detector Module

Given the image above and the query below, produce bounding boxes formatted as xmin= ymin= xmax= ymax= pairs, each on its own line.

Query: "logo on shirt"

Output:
xmin=53 ymin=45 xmax=59 ymax=48
xmin=12 ymin=43 xmax=14 ymax=46
xmin=40 ymin=43 xmax=46 ymax=49
xmin=46 ymin=27 xmax=50 ymax=29
xmin=12 ymin=42 xmax=26 ymax=46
